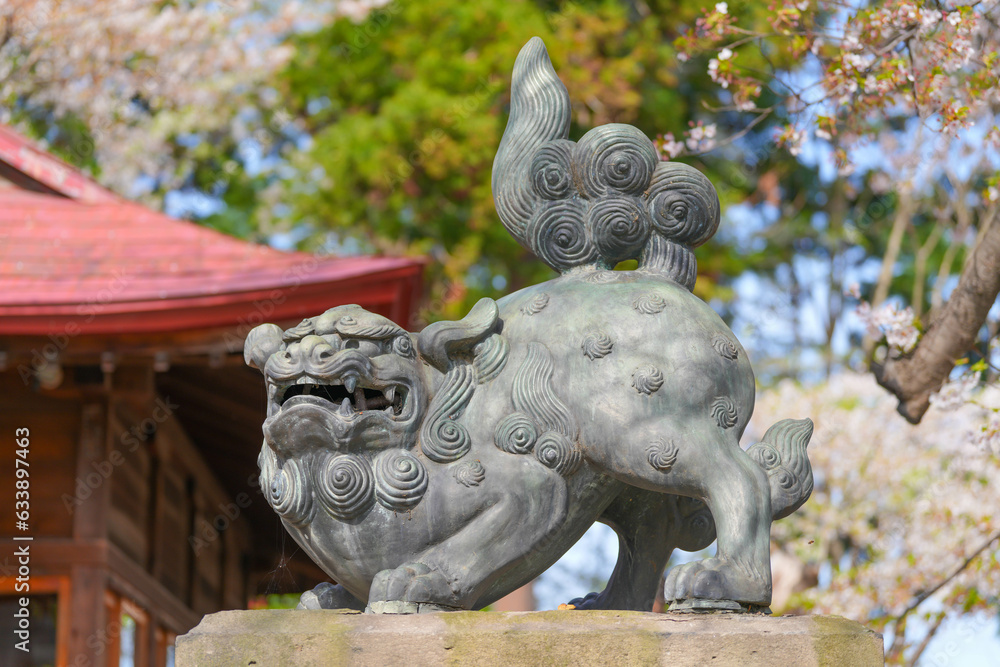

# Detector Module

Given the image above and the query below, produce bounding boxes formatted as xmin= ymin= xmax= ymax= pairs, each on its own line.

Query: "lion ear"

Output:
xmin=244 ymin=323 xmax=285 ymax=372
xmin=417 ymin=298 xmax=500 ymax=372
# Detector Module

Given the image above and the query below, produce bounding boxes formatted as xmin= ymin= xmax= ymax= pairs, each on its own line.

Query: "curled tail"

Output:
xmin=493 ymin=38 xmax=720 ymax=289
xmin=747 ymin=419 xmax=815 ymax=520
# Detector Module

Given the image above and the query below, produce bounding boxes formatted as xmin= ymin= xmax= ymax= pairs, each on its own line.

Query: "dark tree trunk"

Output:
xmin=873 ymin=217 xmax=1000 ymax=423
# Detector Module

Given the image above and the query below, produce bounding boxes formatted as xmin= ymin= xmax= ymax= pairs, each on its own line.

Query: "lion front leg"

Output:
xmin=367 ymin=478 xmax=568 ymax=613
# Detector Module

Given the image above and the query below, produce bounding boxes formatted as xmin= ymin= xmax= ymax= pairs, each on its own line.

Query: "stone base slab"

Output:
xmin=177 ymin=609 xmax=883 ymax=666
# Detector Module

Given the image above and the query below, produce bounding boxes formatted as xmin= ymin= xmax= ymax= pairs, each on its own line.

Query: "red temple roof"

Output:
xmin=0 ymin=125 xmax=424 ymax=336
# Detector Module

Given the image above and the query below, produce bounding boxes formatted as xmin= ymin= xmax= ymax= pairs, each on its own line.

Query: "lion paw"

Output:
xmin=663 ymin=557 xmax=769 ymax=606
xmin=565 ymin=591 xmax=604 ymax=610
xmin=369 ymin=562 xmax=458 ymax=608
xmin=297 ymin=582 xmax=365 ymax=611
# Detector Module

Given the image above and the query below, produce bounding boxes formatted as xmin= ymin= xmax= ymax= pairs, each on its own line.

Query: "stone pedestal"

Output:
xmin=177 ymin=609 xmax=883 ymax=666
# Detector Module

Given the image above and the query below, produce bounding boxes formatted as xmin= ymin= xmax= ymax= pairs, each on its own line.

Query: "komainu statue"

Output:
xmin=244 ymin=37 xmax=814 ymax=614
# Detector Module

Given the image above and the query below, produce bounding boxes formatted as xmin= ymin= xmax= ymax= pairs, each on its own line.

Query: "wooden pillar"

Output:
xmin=67 ymin=402 xmax=110 ymax=666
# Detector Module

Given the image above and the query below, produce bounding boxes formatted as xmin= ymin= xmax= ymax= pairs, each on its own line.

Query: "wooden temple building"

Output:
xmin=0 ymin=124 xmax=424 ymax=666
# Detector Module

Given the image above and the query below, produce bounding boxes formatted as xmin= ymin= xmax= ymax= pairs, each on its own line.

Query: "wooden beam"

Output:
xmin=107 ymin=543 xmax=201 ymax=635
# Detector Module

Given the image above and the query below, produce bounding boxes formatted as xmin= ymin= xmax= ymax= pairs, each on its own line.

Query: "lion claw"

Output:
xmin=369 ymin=562 xmax=458 ymax=607
xmin=297 ymin=582 xmax=365 ymax=611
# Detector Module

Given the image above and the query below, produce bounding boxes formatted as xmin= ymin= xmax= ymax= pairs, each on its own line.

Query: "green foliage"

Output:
xmin=258 ymin=0 xmax=742 ymax=321
xmin=262 ymin=593 xmax=301 ymax=609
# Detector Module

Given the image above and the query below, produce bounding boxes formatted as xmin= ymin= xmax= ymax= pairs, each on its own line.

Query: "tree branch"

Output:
xmin=895 ymin=527 xmax=1000 ymax=621
xmin=874 ymin=209 xmax=1000 ymax=422
xmin=907 ymin=613 xmax=945 ymax=667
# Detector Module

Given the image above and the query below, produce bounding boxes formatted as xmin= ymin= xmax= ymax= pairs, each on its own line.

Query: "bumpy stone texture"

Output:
xmin=178 ymin=610 xmax=884 ymax=667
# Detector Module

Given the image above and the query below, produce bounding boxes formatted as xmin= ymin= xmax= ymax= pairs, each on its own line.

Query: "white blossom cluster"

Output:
xmin=0 ymin=0 xmax=341 ymax=199
xmin=929 ymin=371 xmax=982 ymax=411
xmin=855 ymin=300 xmax=920 ymax=352
xmin=750 ymin=372 xmax=1000 ymax=626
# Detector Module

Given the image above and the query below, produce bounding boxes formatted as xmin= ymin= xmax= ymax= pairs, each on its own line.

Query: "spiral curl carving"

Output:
xmin=520 ymin=292 xmax=550 ymax=316
xmin=530 ymin=140 xmax=575 ymax=200
xmin=587 ymin=196 xmax=651 ymax=265
xmin=711 ymin=396 xmax=739 ymax=429
xmin=631 ymin=365 xmax=664 ymax=395
xmin=674 ymin=498 xmax=716 ymax=552
xmin=748 ymin=443 xmax=781 ymax=470
xmin=647 ymin=162 xmax=720 ymax=248
xmin=282 ymin=318 xmax=314 ymax=342
xmin=525 ymin=201 xmax=597 ymax=271
xmin=374 ymin=449 xmax=428 ymax=511
xmin=534 ymin=432 xmax=582 ymax=476
xmin=712 ymin=333 xmax=739 ymax=360
xmin=453 ymin=460 xmax=487 ymax=487
xmin=646 ymin=438 xmax=679 ymax=473
xmin=584 ymin=270 xmax=619 ymax=284
xmin=494 ymin=413 xmax=538 ymax=455
xmin=572 ymin=124 xmax=657 ymax=198
xmin=773 ymin=467 xmax=798 ymax=490
xmin=425 ymin=419 xmax=471 ymax=461
xmin=581 ymin=331 xmax=614 ymax=360
xmin=632 ymin=293 xmax=666 ymax=315
xmin=315 ymin=453 xmax=374 ymax=521
xmin=421 ymin=365 xmax=474 ymax=463
xmin=267 ymin=458 xmax=315 ymax=526
xmin=393 ymin=335 xmax=415 ymax=358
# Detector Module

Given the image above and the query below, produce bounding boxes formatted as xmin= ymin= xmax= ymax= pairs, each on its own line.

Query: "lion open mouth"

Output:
xmin=278 ymin=379 xmax=408 ymax=419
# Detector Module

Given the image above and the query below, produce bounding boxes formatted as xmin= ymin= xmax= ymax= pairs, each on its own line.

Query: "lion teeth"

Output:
xmin=344 ymin=375 xmax=357 ymax=393
xmin=339 ymin=398 xmax=352 ymax=416
xmin=384 ymin=386 xmax=395 ymax=402
xmin=384 ymin=406 xmax=393 ymax=415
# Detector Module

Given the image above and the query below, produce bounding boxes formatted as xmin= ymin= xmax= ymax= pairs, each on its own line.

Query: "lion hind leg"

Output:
xmin=658 ymin=424 xmax=772 ymax=606
xmin=567 ymin=487 xmax=716 ymax=611
xmin=587 ymin=417 xmax=773 ymax=606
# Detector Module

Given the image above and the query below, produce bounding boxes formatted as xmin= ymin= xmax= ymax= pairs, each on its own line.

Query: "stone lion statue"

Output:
xmin=244 ymin=37 xmax=814 ymax=614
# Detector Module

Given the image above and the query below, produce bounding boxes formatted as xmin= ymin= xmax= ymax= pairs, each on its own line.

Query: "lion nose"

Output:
xmin=297 ymin=335 xmax=336 ymax=363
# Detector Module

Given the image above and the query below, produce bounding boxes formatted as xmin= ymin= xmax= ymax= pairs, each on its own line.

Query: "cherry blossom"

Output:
xmin=752 ymin=373 xmax=1000 ymax=663
xmin=0 ymin=0 xmax=340 ymax=200
xmin=855 ymin=301 xmax=920 ymax=352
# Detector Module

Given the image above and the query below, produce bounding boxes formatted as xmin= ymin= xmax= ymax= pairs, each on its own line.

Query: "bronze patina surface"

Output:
xmin=244 ymin=38 xmax=814 ymax=614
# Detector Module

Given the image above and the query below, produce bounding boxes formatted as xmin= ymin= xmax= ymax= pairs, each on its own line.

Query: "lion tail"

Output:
xmin=746 ymin=418 xmax=814 ymax=520
xmin=493 ymin=38 xmax=721 ymax=290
